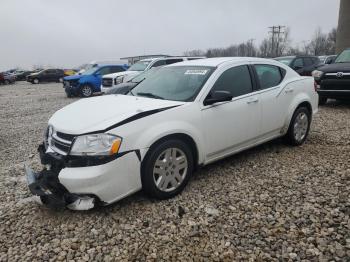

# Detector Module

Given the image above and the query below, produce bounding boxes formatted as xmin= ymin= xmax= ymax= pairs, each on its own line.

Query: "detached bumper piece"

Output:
xmin=25 ymin=165 xmax=96 ymax=211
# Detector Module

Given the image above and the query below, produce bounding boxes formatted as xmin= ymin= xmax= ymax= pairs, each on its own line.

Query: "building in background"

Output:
xmin=336 ymin=0 xmax=350 ymax=54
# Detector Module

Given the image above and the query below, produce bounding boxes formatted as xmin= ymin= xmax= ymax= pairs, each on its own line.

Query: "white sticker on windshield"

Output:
xmin=185 ymin=69 xmax=208 ymax=75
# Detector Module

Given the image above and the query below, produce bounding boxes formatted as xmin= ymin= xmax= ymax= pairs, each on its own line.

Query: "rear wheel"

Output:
xmin=80 ymin=85 xmax=92 ymax=97
xmin=319 ymin=96 xmax=328 ymax=105
xmin=285 ymin=107 xmax=311 ymax=146
xmin=142 ymin=139 xmax=194 ymax=199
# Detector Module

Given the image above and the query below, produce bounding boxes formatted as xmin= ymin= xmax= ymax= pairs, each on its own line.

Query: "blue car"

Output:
xmin=63 ymin=64 xmax=129 ymax=97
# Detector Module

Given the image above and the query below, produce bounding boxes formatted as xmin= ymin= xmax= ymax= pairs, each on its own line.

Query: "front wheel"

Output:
xmin=80 ymin=85 xmax=92 ymax=97
xmin=33 ymin=78 xmax=39 ymax=84
xmin=141 ymin=139 xmax=194 ymax=200
xmin=285 ymin=107 xmax=311 ymax=146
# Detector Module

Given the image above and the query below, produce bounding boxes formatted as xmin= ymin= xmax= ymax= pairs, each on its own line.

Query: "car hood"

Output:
xmin=49 ymin=95 xmax=184 ymax=134
xmin=103 ymin=71 xmax=139 ymax=79
xmin=318 ymin=62 xmax=350 ymax=73
xmin=64 ymin=74 xmax=83 ymax=81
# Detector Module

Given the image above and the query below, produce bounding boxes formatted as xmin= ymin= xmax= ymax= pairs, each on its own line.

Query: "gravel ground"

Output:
xmin=0 ymin=82 xmax=349 ymax=261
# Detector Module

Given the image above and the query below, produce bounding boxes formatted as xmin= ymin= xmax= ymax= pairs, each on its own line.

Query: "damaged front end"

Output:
xmin=25 ymin=144 xmax=97 ymax=210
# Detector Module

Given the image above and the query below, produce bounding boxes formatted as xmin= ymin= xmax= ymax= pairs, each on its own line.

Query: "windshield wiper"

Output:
xmin=137 ymin=92 xmax=164 ymax=100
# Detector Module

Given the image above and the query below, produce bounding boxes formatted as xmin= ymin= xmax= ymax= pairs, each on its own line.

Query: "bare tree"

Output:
xmin=183 ymin=49 xmax=206 ymax=57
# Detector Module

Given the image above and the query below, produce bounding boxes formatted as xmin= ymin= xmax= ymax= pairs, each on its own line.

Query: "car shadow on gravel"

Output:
xmin=93 ymin=138 xmax=288 ymax=214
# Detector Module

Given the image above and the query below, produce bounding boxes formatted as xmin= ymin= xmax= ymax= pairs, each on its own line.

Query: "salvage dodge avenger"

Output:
xmin=25 ymin=57 xmax=318 ymax=210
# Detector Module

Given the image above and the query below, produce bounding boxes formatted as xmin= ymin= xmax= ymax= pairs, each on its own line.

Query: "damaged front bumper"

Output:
xmin=25 ymin=143 xmax=143 ymax=210
xmin=25 ymin=165 xmax=95 ymax=210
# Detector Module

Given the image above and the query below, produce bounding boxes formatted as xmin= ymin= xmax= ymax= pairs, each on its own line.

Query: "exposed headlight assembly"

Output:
xmin=312 ymin=70 xmax=324 ymax=79
xmin=70 ymin=133 xmax=122 ymax=156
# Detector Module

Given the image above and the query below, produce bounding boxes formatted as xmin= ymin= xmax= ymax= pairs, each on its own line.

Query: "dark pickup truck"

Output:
xmin=313 ymin=48 xmax=350 ymax=104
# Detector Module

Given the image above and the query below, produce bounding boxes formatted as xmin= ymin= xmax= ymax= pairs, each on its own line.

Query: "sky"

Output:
xmin=0 ymin=0 xmax=340 ymax=71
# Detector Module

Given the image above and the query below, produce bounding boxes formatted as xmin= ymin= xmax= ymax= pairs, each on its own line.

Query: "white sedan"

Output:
xmin=25 ymin=57 xmax=318 ymax=210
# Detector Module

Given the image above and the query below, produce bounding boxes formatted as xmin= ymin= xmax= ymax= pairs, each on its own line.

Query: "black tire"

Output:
xmin=80 ymin=85 xmax=93 ymax=97
xmin=285 ymin=106 xmax=311 ymax=146
xmin=58 ymin=77 xmax=64 ymax=83
xmin=33 ymin=78 xmax=39 ymax=84
xmin=141 ymin=139 xmax=194 ymax=200
xmin=4 ymin=80 xmax=10 ymax=85
xmin=319 ymin=96 xmax=327 ymax=105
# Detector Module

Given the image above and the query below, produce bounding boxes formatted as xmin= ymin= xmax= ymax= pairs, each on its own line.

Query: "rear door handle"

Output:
xmin=285 ymin=87 xmax=294 ymax=93
xmin=247 ymin=97 xmax=259 ymax=104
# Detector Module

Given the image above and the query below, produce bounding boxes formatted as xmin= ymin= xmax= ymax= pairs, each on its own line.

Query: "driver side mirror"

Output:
xmin=204 ymin=91 xmax=233 ymax=106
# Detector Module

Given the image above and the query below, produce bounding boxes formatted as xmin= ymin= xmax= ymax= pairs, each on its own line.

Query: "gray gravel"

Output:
xmin=0 ymin=82 xmax=349 ymax=261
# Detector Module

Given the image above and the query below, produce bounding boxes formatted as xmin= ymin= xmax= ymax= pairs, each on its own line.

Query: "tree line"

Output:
xmin=184 ymin=27 xmax=337 ymax=58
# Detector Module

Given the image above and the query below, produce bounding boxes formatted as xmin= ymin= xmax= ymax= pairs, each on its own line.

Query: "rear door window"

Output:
xmin=211 ymin=65 xmax=253 ymax=98
xmin=254 ymin=64 xmax=284 ymax=89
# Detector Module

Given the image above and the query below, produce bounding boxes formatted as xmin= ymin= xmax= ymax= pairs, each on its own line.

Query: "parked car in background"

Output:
xmin=64 ymin=64 xmax=129 ymax=97
xmin=0 ymin=73 xmax=5 ymax=84
xmin=104 ymin=67 xmax=161 ymax=95
xmin=64 ymin=69 xmax=77 ymax=76
xmin=318 ymin=55 xmax=337 ymax=65
xmin=313 ymin=48 xmax=350 ymax=104
xmin=4 ymin=73 xmax=16 ymax=84
xmin=25 ymin=57 xmax=318 ymax=210
xmin=15 ymin=70 xmax=34 ymax=81
xmin=26 ymin=69 xmax=65 ymax=84
xmin=77 ymin=61 xmax=128 ymax=74
xmin=101 ymin=57 xmax=205 ymax=91
xmin=274 ymin=55 xmax=321 ymax=76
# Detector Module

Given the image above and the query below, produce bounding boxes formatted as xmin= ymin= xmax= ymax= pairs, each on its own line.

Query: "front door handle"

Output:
xmin=247 ymin=97 xmax=259 ymax=104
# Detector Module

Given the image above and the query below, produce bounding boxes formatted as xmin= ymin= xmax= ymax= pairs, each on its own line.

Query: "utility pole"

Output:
xmin=269 ymin=25 xmax=285 ymax=57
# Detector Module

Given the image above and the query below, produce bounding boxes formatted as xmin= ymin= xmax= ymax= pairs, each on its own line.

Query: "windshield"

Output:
xmin=81 ymin=67 xmax=98 ymax=75
xmin=128 ymin=61 xmax=151 ymax=71
xmin=130 ymin=68 xmax=159 ymax=83
xmin=275 ymin=57 xmax=293 ymax=66
xmin=131 ymin=66 xmax=214 ymax=102
xmin=335 ymin=49 xmax=350 ymax=63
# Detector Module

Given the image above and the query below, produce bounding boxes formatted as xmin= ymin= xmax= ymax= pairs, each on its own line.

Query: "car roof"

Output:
xmin=167 ymin=57 xmax=278 ymax=67
xmin=139 ymin=56 xmax=205 ymax=63
xmin=97 ymin=64 xmax=128 ymax=68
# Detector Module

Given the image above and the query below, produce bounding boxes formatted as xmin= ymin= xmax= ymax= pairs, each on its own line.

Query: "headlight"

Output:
xmin=70 ymin=133 xmax=122 ymax=156
xmin=115 ymin=76 xmax=124 ymax=85
xmin=312 ymin=70 xmax=324 ymax=79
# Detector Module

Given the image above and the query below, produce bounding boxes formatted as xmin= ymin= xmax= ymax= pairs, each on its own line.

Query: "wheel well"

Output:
xmin=297 ymin=101 xmax=312 ymax=116
xmin=148 ymin=133 xmax=199 ymax=168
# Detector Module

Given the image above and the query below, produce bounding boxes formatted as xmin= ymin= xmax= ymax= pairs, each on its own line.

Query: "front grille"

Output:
xmin=320 ymin=79 xmax=350 ymax=91
xmin=49 ymin=131 xmax=76 ymax=155
xmin=102 ymin=78 xmax=113 ymax=87
xmin=65 ymin=79 xmax=79 ymax=88
xmin=56 ymin=132 xmax=76 ymax=142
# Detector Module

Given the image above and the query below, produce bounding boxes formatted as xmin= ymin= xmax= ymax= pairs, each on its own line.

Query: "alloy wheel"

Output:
xmin=293 ymin=112 xmax=309 ymax=142
xmin=153 ymin=148 xmax=188 ymax=192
